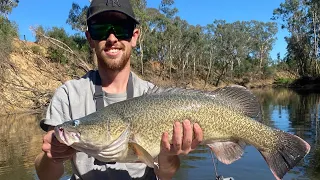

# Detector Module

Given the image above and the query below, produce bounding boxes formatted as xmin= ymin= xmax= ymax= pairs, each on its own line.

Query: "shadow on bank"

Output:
xmin=273 ymin=76 xmax=320 ymax=94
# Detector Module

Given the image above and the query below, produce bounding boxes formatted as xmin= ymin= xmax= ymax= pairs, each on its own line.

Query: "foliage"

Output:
xmin=30 ymin=45 xmax=42 ymax=55
xmin=0 ymin=1 xmax=18 ymax=82
xmin=60 ymin=1 xmax=320 ymax=86
xmin=0 ymin=0 xmax=19 ymax=17
xmin=47 ymin=47 xmax=68 ymax=64
xmin=35 ymin=26 xmax=45 ymax=43
xmin=70 ymin=33 xmax=91 ymax=54
xmin=274 ymin=77 xmax=294 ymax=86
xmin=34 ymin=26 xmax=91 ymax=65
xmin=0 ymin=16 xmax=18 ymax=38
xmin=46 ymin=27 xmax=75 ymax=46
xmin=272 ymin=0 xmax=320 ymax=77
xmin=66 ymin=2 xmax=88 ymax=32
xmin=0 ymin=16 xmax=18 ymax=79
xmin=262 ymin=65 xmax=276 ymax=79
xmin=3 ymin=0 xmax=320 ymax=89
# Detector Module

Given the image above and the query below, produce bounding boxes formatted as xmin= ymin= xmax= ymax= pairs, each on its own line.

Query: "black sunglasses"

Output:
xmin=88 ymin=23 xmax=135 ymax=41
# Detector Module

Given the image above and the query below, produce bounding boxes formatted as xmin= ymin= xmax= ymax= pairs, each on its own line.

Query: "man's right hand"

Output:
xmin=35 ymin=127 xmax=75 ymax=180
xmin=42 ymin=129 xmax=76 ymax=163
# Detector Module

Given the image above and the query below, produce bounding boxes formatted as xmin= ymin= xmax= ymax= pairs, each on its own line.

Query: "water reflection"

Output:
xmin=0 ymin=113 xmax=44 ymax=180
xmin=0 ymin=88 xmax=319 ymax=180
xmin=174 ymin=88 xmax=320 ymax=180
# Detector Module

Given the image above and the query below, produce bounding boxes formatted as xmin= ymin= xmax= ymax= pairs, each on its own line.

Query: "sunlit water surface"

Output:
xmin=0 ymin=88 xmax=319 ymax=180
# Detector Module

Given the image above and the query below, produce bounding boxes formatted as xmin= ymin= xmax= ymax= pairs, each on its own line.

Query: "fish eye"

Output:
xmin=72 ymin=120 xmax=80 ymax=127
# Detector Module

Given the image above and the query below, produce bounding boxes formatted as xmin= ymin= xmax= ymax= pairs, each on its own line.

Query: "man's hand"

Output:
xmin=155 ymin=119 xmax=203 ymax=180
xmin=161 ymin=119 xmax=203 ymax=155
xmin=42 ymin=129 xmax=76 ymax=163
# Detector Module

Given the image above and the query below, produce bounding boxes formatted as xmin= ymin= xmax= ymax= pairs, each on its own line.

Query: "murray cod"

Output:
xmin=54 ymin=85 xmax=310 ymax=180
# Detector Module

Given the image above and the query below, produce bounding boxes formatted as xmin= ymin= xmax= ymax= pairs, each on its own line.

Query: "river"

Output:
xmin=0 ymin=88 xmax=319 ymax=180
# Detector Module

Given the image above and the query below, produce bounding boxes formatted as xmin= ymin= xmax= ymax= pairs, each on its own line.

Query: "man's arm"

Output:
xmin=35 ymin=151 xmax=65 ymax=180
xmin=35 ymin=127 xmax=76 ymax=180
xmin=155 ymin=120 xmax=203 ymax=180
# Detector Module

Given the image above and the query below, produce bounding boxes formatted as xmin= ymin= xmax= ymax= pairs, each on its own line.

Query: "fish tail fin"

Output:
xmin=260 ymin=131 xmax=310 ymax=180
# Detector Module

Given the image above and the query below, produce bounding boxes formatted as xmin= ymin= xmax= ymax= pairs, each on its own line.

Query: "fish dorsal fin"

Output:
xmin=144 ymin=86 xmax=203 ymax=95
xmin=144 ymin=85 xmax=261 ymax=120
xmin=210 ymin=85 xmax=262 ymax=120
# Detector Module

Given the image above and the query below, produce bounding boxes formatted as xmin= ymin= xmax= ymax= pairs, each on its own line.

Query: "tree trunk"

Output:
xmin=315 ymin=98 xmax=319 ymax=140
xmin=192 ymin=56 xmax=196 ymax=85
xmin=139 ymin=34 xmax=144 ymax=75
xmin=312 ymin=11 xmax=319 ymax=75
xmin=169 ymin=40 xmax=172 ymax=80
xmin=230 ymin=60 xmax=234 ymax=79
xmin=215 ymin=61 xmax=229 ymax=87
xmin=259 ymin=46 xmax=264 ymax=69
xmin=160 ymin=45 xmax=166 ymax=79
xmin=205 ymin=50 xmax=213 ymax=88
xmin=92 ymin=49 xmax=98 ymax=69
xmin=182 ymin=52 xmax=189 ymax=80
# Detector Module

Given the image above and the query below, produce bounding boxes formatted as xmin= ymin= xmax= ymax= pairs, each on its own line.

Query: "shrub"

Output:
xmin=262 ymin=65 xmax=276 ymax=79
xmin=47 ymin=47 xmax=68 ymax=64
xmin=0 ymin=17 xmax=18 ymax=55
xmin=274 ymin=77 xmax=294 ymax=86
xmin=35 ymin=27 xmax=91 ymax=66
xmin=31 ymin=46 xmax=42 ymax=55
xmin=0 ymin=17 xmax=18 ymax=80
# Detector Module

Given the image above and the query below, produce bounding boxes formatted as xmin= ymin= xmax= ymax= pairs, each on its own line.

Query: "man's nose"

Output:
xmin=105 ymin=32 xmax=118 ymax=44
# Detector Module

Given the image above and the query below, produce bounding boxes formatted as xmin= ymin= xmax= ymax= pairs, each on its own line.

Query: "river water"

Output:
xmin=0 ymin=88 xmax=319 ymax=180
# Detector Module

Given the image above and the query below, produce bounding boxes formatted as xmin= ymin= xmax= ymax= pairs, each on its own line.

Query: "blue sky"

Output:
xmin=9 ymin=0 xmax=288 ymax=59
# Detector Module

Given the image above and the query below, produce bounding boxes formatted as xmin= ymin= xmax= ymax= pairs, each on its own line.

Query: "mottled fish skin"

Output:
xmin=105 ymin=89 xmax=269 ymax=156
xmin=55 ymin=85 xmax=310 ymax=180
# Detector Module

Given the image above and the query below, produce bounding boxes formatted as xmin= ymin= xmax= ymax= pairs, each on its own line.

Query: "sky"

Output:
xmin=8 ymin=0 xmax=288 ymax=59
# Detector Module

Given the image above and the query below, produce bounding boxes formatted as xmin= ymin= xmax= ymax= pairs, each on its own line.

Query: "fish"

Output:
xmin=54 ymin=85 xmax=310 ymax=180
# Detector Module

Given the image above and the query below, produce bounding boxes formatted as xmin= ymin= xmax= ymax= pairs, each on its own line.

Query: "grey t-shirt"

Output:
xmin=41 ymin=70 xmax=156 ymax=180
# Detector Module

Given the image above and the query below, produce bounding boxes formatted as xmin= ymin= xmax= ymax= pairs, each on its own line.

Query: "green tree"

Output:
xmin=308 ymin=0 xmax=320 ymax=74
xmin=0 ymin=1 xmax=18 ymax=81
xmin=130 ymin=0 xmax=149 ymax=75
xmin=159 ymin=0 xmax=178 ymax=19
xmin=273 ymin=0 xmax=320 ymax=76
xmin=0 ymin=0 xmax=19 ymax=18
xmin=66 ymin=2 xmax=88 ymax=32
xmin=60 ymin=0 xmax=283 ymax=85
xmin=203 ymin=23 xmax=217 ymax=87
xmin=249 ymin=21 xmax=278 ymax=69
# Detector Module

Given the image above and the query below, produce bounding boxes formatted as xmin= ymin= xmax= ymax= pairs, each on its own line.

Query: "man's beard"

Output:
xmin=97 ymin=46 xmax=131 ymax=71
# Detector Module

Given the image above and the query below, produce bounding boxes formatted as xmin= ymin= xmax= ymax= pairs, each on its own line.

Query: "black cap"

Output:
xmin=87 ymin=0 xmax=139 ymax=24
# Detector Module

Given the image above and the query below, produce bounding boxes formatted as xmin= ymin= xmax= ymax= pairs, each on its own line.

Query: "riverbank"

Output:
xmin=0 ymin=38 xmax=310 ymax=115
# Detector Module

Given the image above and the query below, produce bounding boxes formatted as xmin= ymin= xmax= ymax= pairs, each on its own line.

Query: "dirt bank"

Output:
xmin=1 ymin=38 xmax=288 ymax=115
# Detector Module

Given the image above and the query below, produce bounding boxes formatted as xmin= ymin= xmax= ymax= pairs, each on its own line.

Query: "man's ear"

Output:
xmin=85 ymin=31 xmax=95 ymax=49
xmin=131 ymin=28 xmax=140 ymax=47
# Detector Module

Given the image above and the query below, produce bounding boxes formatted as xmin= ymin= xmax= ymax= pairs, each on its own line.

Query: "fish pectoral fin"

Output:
xmin=129 ymin=142 xmax=156 ymax=168
xmin=207 ymin=140 xmax=246 ymax=164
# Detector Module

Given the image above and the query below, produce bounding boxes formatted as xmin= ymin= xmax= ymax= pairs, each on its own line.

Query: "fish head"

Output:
xmin=54 ymin=118 xmax=114 ymax=152
xmin=54 ymin=117 xmax=131 ymax=160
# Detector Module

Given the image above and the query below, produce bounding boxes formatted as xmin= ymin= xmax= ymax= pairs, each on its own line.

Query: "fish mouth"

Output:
xmin=54 ymin=126 xmax=81 ymax=146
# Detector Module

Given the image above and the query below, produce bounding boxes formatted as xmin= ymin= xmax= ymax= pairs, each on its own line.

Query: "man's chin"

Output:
xmin=104 ymin=61 xmax=128 ymax=71
xmin=97 ymin=53 xmax=130 ymax=71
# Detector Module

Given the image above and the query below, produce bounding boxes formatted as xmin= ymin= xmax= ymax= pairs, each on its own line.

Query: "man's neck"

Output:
xmin=98 ymin=64 xmax=131 ymax=94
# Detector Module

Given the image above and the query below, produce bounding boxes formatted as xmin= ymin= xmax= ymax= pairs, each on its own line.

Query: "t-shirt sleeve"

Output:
xmin=40 ymin=85 xmax=72 ymax=131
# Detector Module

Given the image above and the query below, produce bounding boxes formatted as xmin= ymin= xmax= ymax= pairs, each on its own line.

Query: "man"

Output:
xmin=34 ymin=0 xmax=203 ymax=179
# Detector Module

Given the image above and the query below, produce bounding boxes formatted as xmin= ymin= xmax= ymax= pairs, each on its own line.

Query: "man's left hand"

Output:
xmin=155 ymin=119 xmax=203 ymax=180
xmin=161 ymin=119 xmax=203 ymax=155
